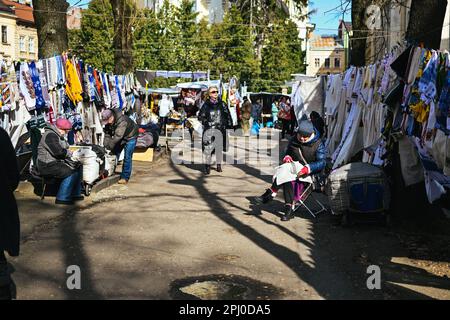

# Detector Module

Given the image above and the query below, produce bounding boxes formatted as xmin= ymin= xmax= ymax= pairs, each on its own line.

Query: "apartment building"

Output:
xmin=0 ymin=0 xmax=37 ymax=62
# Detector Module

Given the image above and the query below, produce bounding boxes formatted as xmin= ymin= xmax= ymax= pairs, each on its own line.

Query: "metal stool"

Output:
xmin=29 ymin=166 xmax=60 ymax=200
xmin=292 ymin=179 xmax=328 ymax=219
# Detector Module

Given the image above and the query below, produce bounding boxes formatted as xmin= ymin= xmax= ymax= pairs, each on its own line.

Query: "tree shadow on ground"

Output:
xmin=176 ymin=155 xmax=449 ymax=299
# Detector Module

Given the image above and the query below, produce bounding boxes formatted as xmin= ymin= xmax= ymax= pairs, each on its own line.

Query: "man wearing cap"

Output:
xmin=101 ymin=109 xmax=138 ymax=184
xmin=36 ymin=118 xmax=84 ymax=205
xmin=255 ymin=117 xmax=326 ymax=221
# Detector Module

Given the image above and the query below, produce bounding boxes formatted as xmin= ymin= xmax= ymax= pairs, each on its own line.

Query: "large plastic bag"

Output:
xmin=251 ymin=122 xmax=260 ymax=136
xmin=72 ymin=147 xmax=100 ymax=185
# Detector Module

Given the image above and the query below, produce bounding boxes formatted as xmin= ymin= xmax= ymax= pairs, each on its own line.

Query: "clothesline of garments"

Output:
xmin=323 ymin=44 xmax=450 ymax=203
xmin=0 ymin=53 xmax=141 ymax=148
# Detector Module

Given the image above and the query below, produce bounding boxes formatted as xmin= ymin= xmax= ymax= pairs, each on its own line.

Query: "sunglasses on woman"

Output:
xmin=210 ymin=91 xmax=218 ymax=94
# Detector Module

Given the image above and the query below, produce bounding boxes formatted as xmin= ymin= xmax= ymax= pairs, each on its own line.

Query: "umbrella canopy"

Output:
xmin=139 ymin=87 xmax=180 ymax=96
xmin=176 ymin=80 xmax=221 ymax=90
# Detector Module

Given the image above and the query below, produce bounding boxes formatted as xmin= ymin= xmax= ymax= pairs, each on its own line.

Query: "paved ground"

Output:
xmin=7 ymin=131 xmax=450 ymax=300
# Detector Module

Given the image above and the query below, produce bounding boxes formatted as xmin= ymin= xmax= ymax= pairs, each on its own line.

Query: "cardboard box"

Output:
xmin=132 ymin=148 xmax=154 ymax=162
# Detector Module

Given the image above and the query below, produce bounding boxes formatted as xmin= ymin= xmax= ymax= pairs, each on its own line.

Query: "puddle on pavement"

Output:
xmin=170 ymin=274 xmax=283 ymax=300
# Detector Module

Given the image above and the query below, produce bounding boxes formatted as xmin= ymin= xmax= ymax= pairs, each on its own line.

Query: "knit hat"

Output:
xmin=296 ymin=117 xmax=315 ymax=137
xmin=55 ymin=118 xmax=72 ymax=131
xmin=101 ymin=109 xmax=114 ymax=124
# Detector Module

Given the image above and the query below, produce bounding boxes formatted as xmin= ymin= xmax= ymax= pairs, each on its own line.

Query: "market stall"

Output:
xmin=0 ymin=53 xmax=140 ymax=197
xmin=322 ymin=44 xmax=450 ymax=220
xmin=248 ymin=92 xmax=291 ymax=128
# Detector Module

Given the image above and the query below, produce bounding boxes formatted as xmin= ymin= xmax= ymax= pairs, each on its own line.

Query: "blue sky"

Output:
xmin=68 ymin=0 xmax=349 ymax=35
xmin=68 ymin=0 xmax=90 ymax=8
xmin=309 ymin=0 xmax=351 ymax=35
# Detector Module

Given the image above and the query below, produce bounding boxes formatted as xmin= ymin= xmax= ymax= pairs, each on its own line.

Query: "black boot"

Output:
xmin=255 ymin=189 xmax=275 ymax=204
xmin=204 ymin=165 xmax=211 ymax=175
xmin=281 ymin=205 xmax=295 ymax=222
xmin=55 ymin=199 xmax=75 ymax=205
xmin=217 ymin=164 xmax=223 ymax=172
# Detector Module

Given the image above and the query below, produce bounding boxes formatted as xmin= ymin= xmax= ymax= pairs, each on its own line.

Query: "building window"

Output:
xmin=19 ymin=36 xmax=26 ymax=52
xmin=315 ymin=58 xmax=320 ymax=67
xmin=335 ymin=58 xmax=341 ymax=68
xmin=325 ymin=58 xmax=330 ymax=68
xmin=1 ymin=26 xmax=7 ymax=44
xmin=28 ymin=37 xmax=35 ymax=53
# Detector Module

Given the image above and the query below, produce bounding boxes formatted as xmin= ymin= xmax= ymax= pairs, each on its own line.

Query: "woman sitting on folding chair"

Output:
xmin=255 ymin=117 xmax=326 ymax=222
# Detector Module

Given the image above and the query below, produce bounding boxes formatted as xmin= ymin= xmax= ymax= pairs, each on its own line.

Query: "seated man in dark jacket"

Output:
xmin=101 ymin=109 xmax=139 ymax=184
xmin=255 ymin=118 xmax=326 ymax=221
xmin=36 ymin=118 xmax=83 ymax=205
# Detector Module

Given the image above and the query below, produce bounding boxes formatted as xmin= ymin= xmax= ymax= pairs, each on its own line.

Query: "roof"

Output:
xmin=339 ymin=20 xmax=352 ymax=31
xmin=309 ymin=35 xmax=344 ymax=50
xmin=2 ymin=0 xmax=34 ymax=25
xmin=0 ymin=1 xmax=14 ymax=14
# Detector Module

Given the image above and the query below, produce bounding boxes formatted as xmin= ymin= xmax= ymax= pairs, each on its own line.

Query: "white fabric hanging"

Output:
xmin=19 ymin=63 xmax=36 ymax=111
xmin=324 ymin=74 xmax=343 ymax=117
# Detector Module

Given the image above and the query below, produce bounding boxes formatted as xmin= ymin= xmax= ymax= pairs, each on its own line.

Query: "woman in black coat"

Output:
xmin=198 ymin=86 xmax=233 ymax=175
xmin=0 ymin=128 xmax=20 ymax=286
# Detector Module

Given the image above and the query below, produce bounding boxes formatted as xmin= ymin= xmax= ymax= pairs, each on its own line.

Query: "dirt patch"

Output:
xmin=214 ymin=254 xmax=240 ymax=262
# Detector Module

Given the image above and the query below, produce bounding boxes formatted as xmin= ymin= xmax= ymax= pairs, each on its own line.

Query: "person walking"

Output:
xmin=102 ymin=109 xmax=139 ymax=184
xmin=278 ymin=97 xmax=292 ymax=140
xmin=251 ymin=99 xmax=263 ymax=136
xmin=271 ymin=98 xmax=279 ymax=129
xmin=198 ymin=86 xmax=233 ymax=175
xmin=0 ymin=128 xmax=20 ymax=299
xmin=158 ymin=94 xmax=173 ymax=135
xmin=241 ymin=96 xmax=253 ymax=136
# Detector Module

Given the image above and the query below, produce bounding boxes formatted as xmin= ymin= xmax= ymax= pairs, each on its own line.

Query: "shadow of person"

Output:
xmin=182 ymin=163 xmax=206 ymax=173
xmin=244 ymin=196 xmax=263 ymax=216
xmin=245 ymin=196 xmax=286 ymax=219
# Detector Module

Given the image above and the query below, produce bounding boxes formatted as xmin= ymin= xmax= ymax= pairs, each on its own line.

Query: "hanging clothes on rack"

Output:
xmin=65 ymin=57 xmax=83 ymax=105
xmin=19 ymin=62 xmax=36 ymax=112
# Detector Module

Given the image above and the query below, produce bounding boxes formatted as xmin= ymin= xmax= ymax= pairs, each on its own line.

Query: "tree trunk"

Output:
xmin=406 ymin=0 xmax=448 ymax=49
xmin=350 ymin=0 xmax=372 ymax=66
xmin=32 ymin=0 xmax=69 ymax=59
xmin=110 ymin=0 xmax=135 ymax=74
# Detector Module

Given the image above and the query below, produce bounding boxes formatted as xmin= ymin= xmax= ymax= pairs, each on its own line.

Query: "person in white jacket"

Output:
xmin=158 ymin=94 xmax=173 ymax=135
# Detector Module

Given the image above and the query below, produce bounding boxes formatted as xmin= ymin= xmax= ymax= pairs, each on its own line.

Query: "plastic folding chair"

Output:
xmin=291 ymin=178 xmax=328 ymax=218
